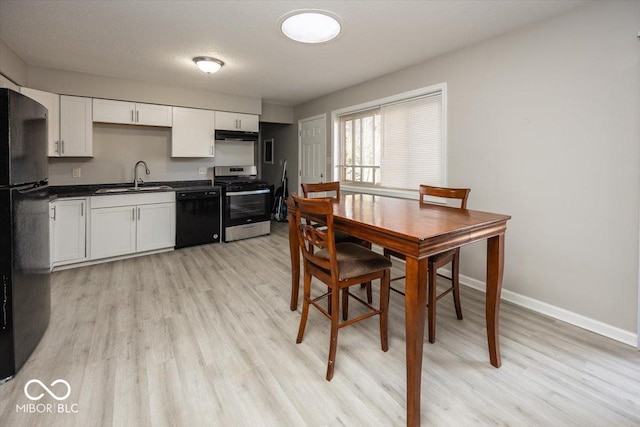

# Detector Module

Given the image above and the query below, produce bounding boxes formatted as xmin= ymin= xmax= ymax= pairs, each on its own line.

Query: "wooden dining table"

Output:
xmin=287 ymin=193 xmax=511 ymax=427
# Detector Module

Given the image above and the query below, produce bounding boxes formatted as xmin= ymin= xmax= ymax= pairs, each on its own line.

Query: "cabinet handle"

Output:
xmin=131 ymin=110 xmax=134 ymax=122
xmin=132 ymin=208 xmax=135 ymax=221
xmin=80 ymin=202 xmax=84 ymax=217
xmin=137 ymin=207 xmax=141 ymax=220
xmin=239 ymin=119 xmax=241 ymax=129
xmin=136 ymin=110 xmax=139 ymax=123
xmin=61 ymin=140 xmax=65 ymax=154
xmin=52 ymin=206 xmax=56 ymax=221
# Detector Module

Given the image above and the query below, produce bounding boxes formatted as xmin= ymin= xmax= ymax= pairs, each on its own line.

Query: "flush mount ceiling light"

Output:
xmin=193 ymin=56 xmax=224 ymax=73
xmin=279 ymin=10 xmax=342 ymax=44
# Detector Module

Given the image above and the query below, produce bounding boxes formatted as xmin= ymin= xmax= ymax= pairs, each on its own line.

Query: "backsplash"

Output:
xmin=48 ymin=124 xmax=255 ymax=185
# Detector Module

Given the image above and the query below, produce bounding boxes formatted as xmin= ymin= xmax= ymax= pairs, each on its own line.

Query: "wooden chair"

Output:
xmin=384 ymin=184 xmax=471 ymax=343
xmin=292 ymin=193 xmax=391 ymax=381
xmin=301 ymin=181 xmax=373 ymax=305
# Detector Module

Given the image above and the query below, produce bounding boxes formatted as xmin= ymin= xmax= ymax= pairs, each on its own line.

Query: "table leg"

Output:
xmin=486 ymin=233 xmax=505 ymax=368
xmin=404 ymin=256 xmax=428 ymax=427
xmin=289 ymin=211 xmax=300 ymax=311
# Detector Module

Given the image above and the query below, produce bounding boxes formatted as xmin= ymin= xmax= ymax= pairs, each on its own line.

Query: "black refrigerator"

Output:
xmin=0 ymin=88 xmax=51 ymax=383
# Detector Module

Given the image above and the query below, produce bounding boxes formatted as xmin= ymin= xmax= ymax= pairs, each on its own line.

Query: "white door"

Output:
xmin=298 ymin=114 xmax=326 ymax=194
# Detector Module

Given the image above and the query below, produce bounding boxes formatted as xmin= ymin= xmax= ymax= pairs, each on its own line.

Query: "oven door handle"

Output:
xmin=227 ymin=189 xmax=271 ymax=196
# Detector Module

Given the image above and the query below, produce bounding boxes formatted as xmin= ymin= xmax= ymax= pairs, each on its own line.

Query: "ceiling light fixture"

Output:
xmin=280 ymin=10 xmax=342 ymax=44
xmin=193 ymin=56 xmax=224 ymax=73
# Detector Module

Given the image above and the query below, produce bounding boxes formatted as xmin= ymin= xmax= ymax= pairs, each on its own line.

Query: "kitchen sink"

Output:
xmin=95 ymin=185 xmax=173 ymax=194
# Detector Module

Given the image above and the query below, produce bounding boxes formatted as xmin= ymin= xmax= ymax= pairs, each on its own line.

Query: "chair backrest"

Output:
xmin=291 ymin=193 xmax=338 ymax=275
xmin=301 ymin=181 xmax=340 ymax=199
xmin=419 ymin=185 xmax=470 ymax=209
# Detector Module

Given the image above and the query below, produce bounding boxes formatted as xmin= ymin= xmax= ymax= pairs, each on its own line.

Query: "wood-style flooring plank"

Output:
xmin=1 ymin=222 xmax=639 ymax=427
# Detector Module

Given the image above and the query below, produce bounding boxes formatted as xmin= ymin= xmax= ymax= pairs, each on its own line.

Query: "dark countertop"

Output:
xmin=49 ymin=180 xmax=219 ymax=200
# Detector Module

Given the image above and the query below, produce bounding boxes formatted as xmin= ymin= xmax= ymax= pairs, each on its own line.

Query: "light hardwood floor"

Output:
xmin=1 ymin=221 xmax=639 ymax=426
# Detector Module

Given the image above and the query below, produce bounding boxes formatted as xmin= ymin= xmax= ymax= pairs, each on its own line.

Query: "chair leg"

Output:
xmin=363 ymin=242 xmax=374 ymax=304
xmin=296 ymin=271 xmax=312 ymax=344
xmin=427 ymin=264 xmax=437 ymax=344
xmin=342 ymin=287 xmax=349 ymax=321
xmin=326 ymin=283 xmax=340 ymax=381
xmin=452 ymin=254 xmax=463 ymax=320
xmin=359 ymin=282 xmax=373 ymax=303
xmin=379 ymin=270 xmax=390 ymax=352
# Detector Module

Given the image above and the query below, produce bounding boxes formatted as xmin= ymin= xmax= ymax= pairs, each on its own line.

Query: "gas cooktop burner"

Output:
xmin=213 ymin=165 xmax=270 ymax=189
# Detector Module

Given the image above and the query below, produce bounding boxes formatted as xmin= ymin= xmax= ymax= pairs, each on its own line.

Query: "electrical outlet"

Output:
xmin=72 ymin=167 xmax=81 ymax=178
xmin=198 ymin=167 xmax=207 ymax=175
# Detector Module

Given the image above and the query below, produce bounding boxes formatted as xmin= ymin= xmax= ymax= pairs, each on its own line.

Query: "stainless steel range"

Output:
xmin=214 ymin=165 xmax=272 ymax=242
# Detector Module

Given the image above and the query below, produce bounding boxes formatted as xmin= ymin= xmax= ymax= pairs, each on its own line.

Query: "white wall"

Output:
xmin=293 ymin=1 xmax=640 ymax=336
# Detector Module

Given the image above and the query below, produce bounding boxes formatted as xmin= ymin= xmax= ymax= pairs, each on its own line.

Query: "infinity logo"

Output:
xmin=24 ymin=379 xmax=71 ymax=401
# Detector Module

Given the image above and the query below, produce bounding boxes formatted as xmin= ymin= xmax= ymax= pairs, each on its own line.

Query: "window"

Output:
xmin=335 ymin=85 xmax=445 ymax=193
xmin=339 ymin=108 xmax=381 ymax=185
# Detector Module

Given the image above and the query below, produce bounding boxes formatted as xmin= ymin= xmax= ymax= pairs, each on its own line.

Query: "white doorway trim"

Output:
xmin=298 ymin=113 xmax=326 ymax=195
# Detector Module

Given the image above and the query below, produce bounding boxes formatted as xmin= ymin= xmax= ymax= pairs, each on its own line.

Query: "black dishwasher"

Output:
xmin=175 ymin=187 xmax=221 ymax=248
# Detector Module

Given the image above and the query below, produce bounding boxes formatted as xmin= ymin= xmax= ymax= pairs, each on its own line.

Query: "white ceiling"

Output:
xmin=0 ymin=1 xmax=591 ymax=107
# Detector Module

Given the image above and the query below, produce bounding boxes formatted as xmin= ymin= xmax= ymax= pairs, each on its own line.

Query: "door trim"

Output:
xmin=297 ymin=113 xmax=326 ymax=195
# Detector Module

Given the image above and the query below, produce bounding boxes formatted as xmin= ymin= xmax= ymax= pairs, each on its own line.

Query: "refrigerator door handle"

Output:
xmin=16 ymin=184 xmax=49 ymax=194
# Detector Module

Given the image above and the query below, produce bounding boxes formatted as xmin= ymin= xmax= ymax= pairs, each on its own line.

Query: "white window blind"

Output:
xmin=381 ymin=93 xmax=443 ymax=190
xmin=337 ymin=89 xmax=444 ymax=192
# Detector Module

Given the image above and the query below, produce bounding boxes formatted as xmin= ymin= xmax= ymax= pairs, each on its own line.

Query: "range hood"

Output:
xmin=215 ymin=129 xmax=259 ymax=142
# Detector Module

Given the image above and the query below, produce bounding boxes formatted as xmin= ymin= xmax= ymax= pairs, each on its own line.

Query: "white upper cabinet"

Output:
xmin=135 ymin=102 xmax=173 ymax=126
xmin=20 ymin=87 xmax=60 ymax=157
xmin=59 ymin=95 xmax=93 ymax=157
xmin=171 ymin=107 xmax=215 ymax=158
xmin=93 ymin=99 xmax=172 ymax=127
xmin=215 ymin=111 xmax=259 ymax=132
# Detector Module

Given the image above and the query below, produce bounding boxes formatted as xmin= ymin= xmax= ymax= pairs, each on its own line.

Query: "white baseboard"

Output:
xmin=438 ymin=268 xmax=638 ymax=348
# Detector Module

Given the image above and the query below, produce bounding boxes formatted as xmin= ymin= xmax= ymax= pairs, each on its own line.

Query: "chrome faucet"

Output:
xmin=134 ymin=160 xmax=150 ymax=189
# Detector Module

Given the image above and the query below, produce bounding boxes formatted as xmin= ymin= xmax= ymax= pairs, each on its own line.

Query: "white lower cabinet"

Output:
xmin=50 ymin=198 xmax=88 ymax=266
xmin=90 ymin=205 xmax=138 ymax=259
xmin=90 ymin=192 xmax=175 ymax=260
xmin=136 ymin=203 xmax=176 ymax=252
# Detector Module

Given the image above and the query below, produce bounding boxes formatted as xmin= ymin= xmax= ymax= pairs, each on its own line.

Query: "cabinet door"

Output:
xmin=214 ymin=111 xmax=239 ymax=131
xmin=237 ymin=113 xmax=259 ymax=132
xmin=91 ymin=205 xmax=137 ymax=259
xmin=93 ymin=99 xmax=135 ymax=124
xmin=171 ymin=107 xmax=215 ymax=157
xmin=20 ymin=88 xmax=60 ymax=157
xmin=136 ymin=202 xmax=176 ymax=252
xmin=51 ymin=199 xmax=87 ymax=264
xmin=135 ymin=103 xmax=172 ymax=127
xmin=215 ymin=111 xmax=258 ymax=132
xmin=60 ymin=96 xmax=93 ymax=157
